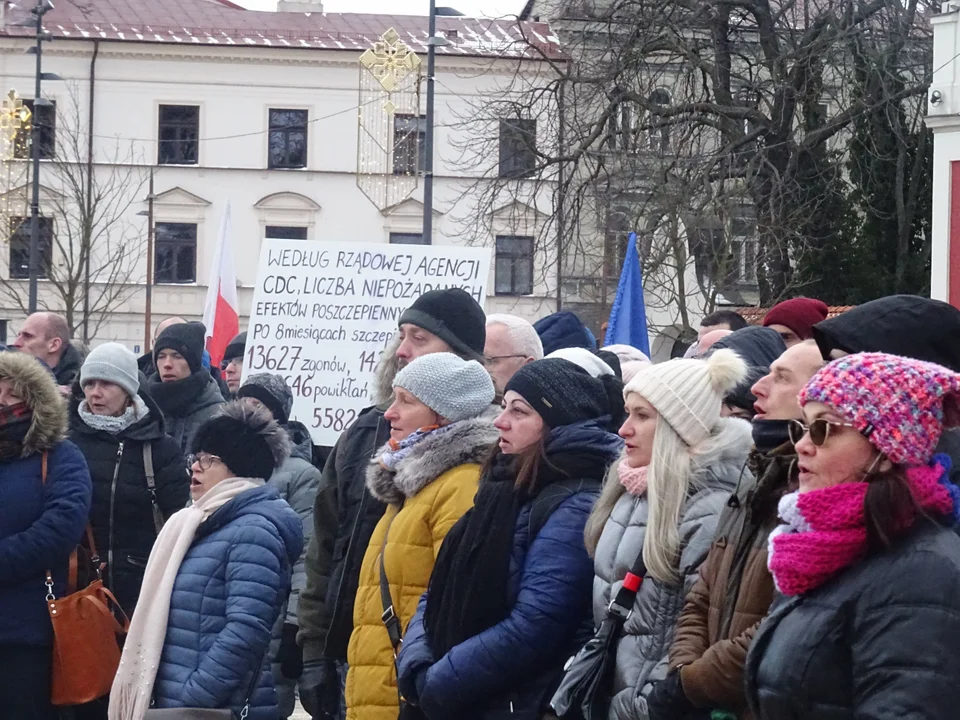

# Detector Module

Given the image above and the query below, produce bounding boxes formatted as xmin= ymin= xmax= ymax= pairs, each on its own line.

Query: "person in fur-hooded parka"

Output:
xmin=345 ymin=353 xmax=497 ymax=720
xmin=564 ymin=350 xmax=753 ymax=720
xmin=0 ymin=351 xmax=92 ymax=719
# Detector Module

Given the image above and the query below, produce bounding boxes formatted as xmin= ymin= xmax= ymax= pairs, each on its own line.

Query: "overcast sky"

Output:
xmin=237 ymin=0 xmax=528 ymax=18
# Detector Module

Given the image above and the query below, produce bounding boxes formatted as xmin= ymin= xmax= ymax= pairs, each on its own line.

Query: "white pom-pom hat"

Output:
xmin=622 ymin=348 xmax=747 ymax=446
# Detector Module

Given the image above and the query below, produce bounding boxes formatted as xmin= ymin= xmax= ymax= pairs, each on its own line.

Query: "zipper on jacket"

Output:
xmin=108 ymin=441 xmax=125 ymax=594
xmin=322 ymin=412 xmax=385 ymax=658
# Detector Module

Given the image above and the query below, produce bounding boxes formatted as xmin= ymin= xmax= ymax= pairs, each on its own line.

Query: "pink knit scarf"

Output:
xmin=618 ymin=458 xmax=649 ymax=497
xmin=768 ymin=456 xmax=957 ymax=596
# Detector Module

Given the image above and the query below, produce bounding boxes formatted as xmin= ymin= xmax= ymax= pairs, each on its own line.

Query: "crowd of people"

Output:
xmin=3 ymin=290 xmax=960 ymax=720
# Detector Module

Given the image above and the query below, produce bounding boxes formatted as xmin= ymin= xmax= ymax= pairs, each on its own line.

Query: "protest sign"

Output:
xmin=244 ymin=239 xmax=491 ymax=446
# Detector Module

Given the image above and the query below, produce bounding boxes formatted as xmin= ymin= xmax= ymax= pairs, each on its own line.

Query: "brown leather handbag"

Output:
xmin=41 ymin=452 xmax=130 ymax=705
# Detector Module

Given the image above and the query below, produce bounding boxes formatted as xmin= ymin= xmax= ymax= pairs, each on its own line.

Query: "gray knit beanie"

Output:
xmin=623 ymin=348 xmax=747 ymax=446
xmin=393 ymin=352 xmax=494 ymax=422
xmin=237 ymin=372 xmax=294 ymax=425
xmin=80 ymin=342 xmax=140 ymax=399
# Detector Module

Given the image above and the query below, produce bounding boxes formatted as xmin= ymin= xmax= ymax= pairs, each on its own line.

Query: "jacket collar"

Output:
xmin=366 ymin=415 xmax=498 ymax=505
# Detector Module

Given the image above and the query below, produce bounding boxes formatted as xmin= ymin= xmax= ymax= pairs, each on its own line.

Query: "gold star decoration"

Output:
xmin=359 ymin=28 xmax=423 ymax=93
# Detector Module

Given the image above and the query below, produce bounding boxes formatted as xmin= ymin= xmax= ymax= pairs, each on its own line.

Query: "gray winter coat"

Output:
xmin=592 ymin=418 xmax=752 ymax=720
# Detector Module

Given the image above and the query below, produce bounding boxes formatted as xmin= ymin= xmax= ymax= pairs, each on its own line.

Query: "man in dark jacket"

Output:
xmin=812 ymin=295 xmax=960 ymax=482
xmin=147 ymin=321 xmax=224 ymax=453
xmin=297 ymin=288 xmax=487 ymax=720
xmin=651 ymin=340 xmax=823 ymax=720
xmin=12 ymin=312 xmax=84 ymax=389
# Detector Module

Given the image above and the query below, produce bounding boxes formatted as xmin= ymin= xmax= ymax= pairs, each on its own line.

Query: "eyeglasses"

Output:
xmin=788 ymin=418 xmax=859 ymax=447
xmin=186 ymin=453 xmax=223 ymax=471
xmin=484 ymin=354 xmax=528 ymax=366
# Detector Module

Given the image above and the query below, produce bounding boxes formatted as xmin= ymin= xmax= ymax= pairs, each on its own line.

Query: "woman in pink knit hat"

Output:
xmin=745 ymin=352 xmax=960 ymax=720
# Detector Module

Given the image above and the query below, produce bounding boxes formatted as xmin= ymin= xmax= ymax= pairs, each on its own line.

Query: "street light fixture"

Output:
xmin=23 ymin=0 xmax=58 ymax=313
xmin=136 ymin=168 xmax=156 ymax=353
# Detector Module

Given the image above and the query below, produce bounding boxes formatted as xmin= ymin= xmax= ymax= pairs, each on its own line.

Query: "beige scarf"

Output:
xmin=108 ymin=477 xmax=263 ymax=720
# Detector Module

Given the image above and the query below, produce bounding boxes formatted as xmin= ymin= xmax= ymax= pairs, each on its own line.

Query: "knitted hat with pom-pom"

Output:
xmin=624 ymin=349 xmax=747 ymax=446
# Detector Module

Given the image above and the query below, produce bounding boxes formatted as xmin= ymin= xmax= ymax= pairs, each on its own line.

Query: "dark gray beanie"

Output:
xmin=236 ymin=372 xmax=294 ymax=425
xmin=505 ymin=358 xmax=615 ymax=428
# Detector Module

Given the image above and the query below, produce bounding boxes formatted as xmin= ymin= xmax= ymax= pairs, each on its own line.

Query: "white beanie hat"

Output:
xmin=546 ymin=347 xmax=615 ymax=378
xmin=623 ymin=348 xmax=746 ymax=447
xmin=80 ymin=342 xmax=140 ymax=399
xmin=393 ymin=352 xmax=495 ymax=423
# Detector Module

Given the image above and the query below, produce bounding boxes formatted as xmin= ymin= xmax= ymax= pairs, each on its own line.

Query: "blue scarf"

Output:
xmin=379 ymin=424 xmax=457 ymax=471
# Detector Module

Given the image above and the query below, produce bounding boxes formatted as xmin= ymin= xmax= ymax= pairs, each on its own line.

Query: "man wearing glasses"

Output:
xmin=649 ymin=340 xmax=823 ymax=720
xmin=483 ymin=314 xmax=543 ymax=396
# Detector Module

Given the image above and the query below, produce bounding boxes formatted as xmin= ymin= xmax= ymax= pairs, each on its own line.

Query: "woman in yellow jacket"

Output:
xmin=345 ymin=352 xmax=497 ymax=720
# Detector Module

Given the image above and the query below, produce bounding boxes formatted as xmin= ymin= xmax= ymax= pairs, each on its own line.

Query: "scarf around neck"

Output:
xmin=425 ymin=419 xmax=620 ymax=658
xmin=0 ymin=401 xmax=33 ymax=460
xmin=767 ymin=455 xmax=959 ymax=596
xmin=79 ymin=395 xmax=149 ymax=436
xmin=618 ymin=459 xmax=649 ymax=497
xmin=379 ymin=424 xmax=446 ymax=471
xmin=108 ymin=476 xmax=263 ymax=720
xmin=752 ymin=418 xmax=792 ymax=455
xmin=148 ymin=370 xmax=211 ymax=417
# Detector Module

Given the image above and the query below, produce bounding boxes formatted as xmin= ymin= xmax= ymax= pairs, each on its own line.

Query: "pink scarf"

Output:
xmin=618 ymin=458 xmax=649 ymax=497
xmin=768 ymin=456 xmax=958 ymax=596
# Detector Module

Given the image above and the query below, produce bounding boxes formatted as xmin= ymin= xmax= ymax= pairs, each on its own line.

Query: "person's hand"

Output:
xmin=646 ymin=669 xmax=695 ymax=720
xmin=279 ymin=623 xmax=304 ymax=679
xmin=299 ymin=657 xmax=341 ymax=720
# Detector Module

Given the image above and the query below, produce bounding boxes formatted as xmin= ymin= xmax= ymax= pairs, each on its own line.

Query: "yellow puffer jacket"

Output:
xmin=345 ymin=417 xmax=498 ymax=720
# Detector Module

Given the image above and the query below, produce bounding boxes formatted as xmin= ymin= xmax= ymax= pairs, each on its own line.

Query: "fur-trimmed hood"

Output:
xmin=366 ymin=414 xmax=498 ymax=504
xmin=372 ymin=332 xmax=403 ymax=406
xmin=0 ymin=351 xmax=68 ymax=455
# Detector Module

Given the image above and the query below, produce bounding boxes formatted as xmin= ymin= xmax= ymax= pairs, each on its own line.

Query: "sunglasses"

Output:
xmin=788 ymin=418 xmax=858 ymax=447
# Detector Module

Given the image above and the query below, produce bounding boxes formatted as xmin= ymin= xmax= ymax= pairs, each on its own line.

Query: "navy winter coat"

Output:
xmin=153 ymin=485 xmax=304 ymax=720
xmin=0 ymin=351 xmax=92 ymax=649
xmin=397 ymin=485 xmax=600 ymax=720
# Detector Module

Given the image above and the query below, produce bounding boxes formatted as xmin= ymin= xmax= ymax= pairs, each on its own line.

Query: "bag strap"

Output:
xmin=377 ymin=508 xmax=404 ymax=657
xmin=605 ymin=550 xmax=647 ymax=623
xmin=142 ymin=442 xmax=164 ymax=535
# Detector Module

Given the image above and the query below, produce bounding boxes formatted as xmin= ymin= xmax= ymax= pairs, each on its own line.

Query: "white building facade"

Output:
xmin=0 ymin=0 xmax=562 ymax=351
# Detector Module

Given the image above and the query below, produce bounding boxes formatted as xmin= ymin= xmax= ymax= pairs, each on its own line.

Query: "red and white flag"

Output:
xmin=202 ymin=203 xmax=239 ymax=367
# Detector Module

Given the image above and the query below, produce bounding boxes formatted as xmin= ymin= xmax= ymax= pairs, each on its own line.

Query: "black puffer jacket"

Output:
xmin=298 ymin=405 xmax=389 ymax=663
xmin=69 ymin=390 xmax=189 ymax=616
xmin=745 ymin=521 xmax=960 ymax=720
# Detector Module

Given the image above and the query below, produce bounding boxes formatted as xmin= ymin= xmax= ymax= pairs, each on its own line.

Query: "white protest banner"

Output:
xmin=244 ymin=239 xmax=491 ymax=446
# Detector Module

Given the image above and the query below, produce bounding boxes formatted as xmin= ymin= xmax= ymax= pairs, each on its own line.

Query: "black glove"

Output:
xmin=299 ymin=657 xmax=341 ymax=720
xmin=279 ymin=623 xmax=304 ymax=679
xmin=646 ymin=669 xmax=696 ymax=720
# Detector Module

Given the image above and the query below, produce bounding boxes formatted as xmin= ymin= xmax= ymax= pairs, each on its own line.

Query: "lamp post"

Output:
xmin=422 ymin=0 xmax=437 ymax=246
xmin=136 ymin=168 xmax=156 ymax=353
xmin=25 ymin=0 xmax=57 ymax=313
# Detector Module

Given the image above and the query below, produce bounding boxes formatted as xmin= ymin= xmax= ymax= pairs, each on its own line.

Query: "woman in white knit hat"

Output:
xmin=344 ymin=352 xmax=497 ymax=720
xmin=69 ymin=343 xmax=188 ymax=618
xmin=560 ymin=349 xmax=753 ymax=720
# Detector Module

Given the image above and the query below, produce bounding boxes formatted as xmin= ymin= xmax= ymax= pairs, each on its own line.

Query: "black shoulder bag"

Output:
xmin=551 ymin=549 xmax=648 ymax=720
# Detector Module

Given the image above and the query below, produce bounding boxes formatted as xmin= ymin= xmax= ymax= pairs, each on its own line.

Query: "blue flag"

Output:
xmin=604 ymin=232 xmax=650 ymax=355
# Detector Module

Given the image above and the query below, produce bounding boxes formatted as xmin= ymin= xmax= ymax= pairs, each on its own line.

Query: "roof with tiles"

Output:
xmin=735 ymin=305 xmax=855 ymax=325
xmin=0 ymin=0 xmax=562 ymax=60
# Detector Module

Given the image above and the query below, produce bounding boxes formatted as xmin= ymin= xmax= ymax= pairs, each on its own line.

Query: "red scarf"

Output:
xmin=0 ymin=401 xmax=33 ymax=460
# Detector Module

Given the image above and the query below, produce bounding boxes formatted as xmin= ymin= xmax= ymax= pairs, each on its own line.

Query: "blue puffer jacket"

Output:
xmin=0 ymin=352 xmax=92 ymax=648
xmin=398 ymin=485 xmax=601 ymax=720
xmin=153 ymin=485 xmax=304 ymax=720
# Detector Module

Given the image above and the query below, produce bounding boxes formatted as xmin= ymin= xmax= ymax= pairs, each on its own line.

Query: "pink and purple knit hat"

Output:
xmin=800 ymin=352 xmax=960 ymax=466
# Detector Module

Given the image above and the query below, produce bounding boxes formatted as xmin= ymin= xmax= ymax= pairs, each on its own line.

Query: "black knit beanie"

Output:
xmin=223 ymin=331 xmax=247 ymax=365
xmin=154 ymin=321 xmax=206 ymax=374
xmin=505 ymin=358 xmax=613 ymax=428
xmin=191 ymin=402 xmax=290 ymax=480
xmin=398 ymin=288 xmax=486 ymax=360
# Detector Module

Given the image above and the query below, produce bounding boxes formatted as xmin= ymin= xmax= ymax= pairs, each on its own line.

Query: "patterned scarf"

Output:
xmin=618 ymin=458 xmax=649 ymax=497
xmin=768 ymin=455 xmax=960 ymax=596
xmin=379 ymin=424 xmax=451 ymax=471
xmin=78 ymin=395 xmax=149 ymax=435
xmin=0 ymin=402 xmax=33 ymax=460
